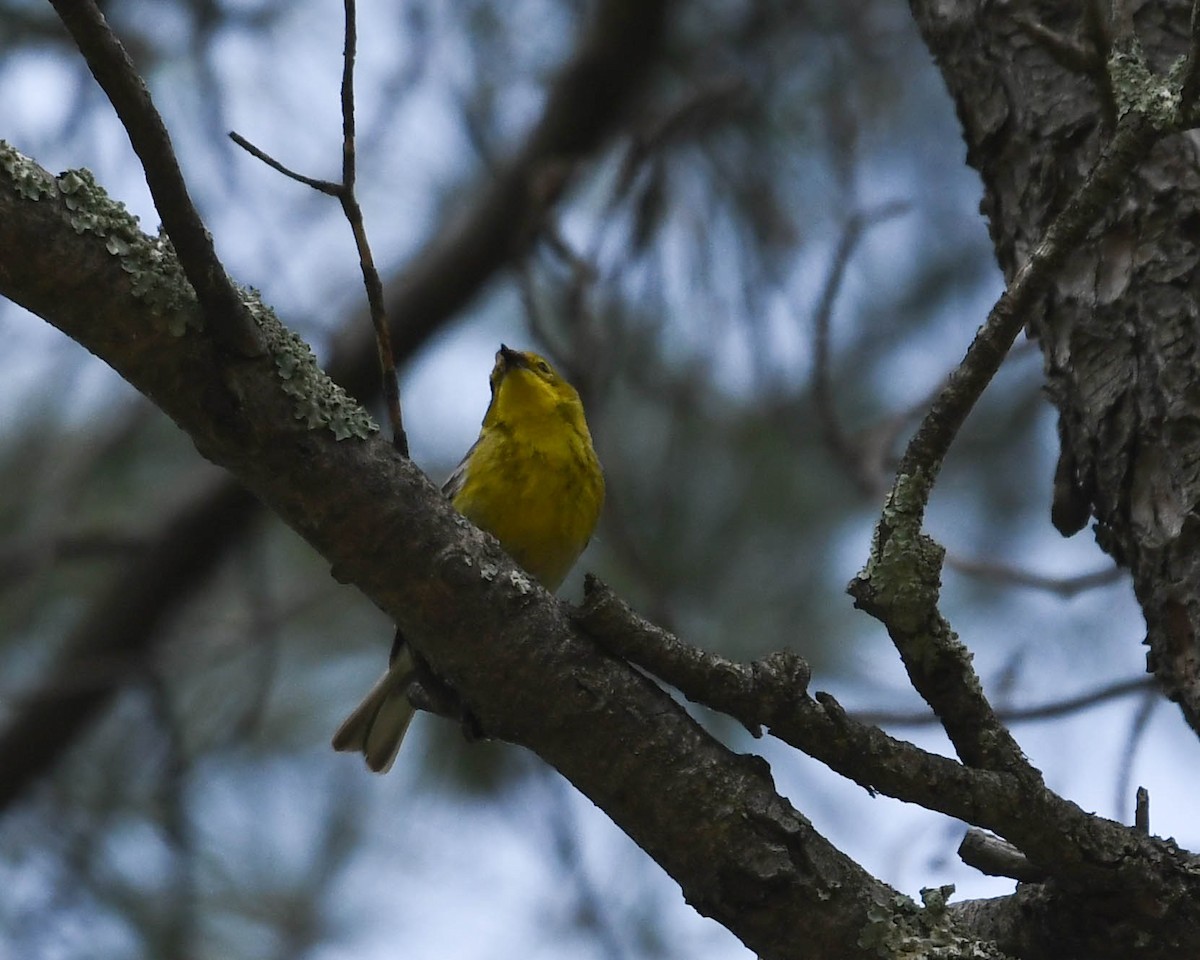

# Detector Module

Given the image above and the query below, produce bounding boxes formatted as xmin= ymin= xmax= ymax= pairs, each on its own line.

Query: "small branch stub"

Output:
xmin=958 ymin=828 xmax=1047 ymax=883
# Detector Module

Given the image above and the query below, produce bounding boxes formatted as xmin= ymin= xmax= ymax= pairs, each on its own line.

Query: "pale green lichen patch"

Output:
xmin=4 ymin=138 xmax=194 ymax=326
xmin=0 ymin=141 xmax=201 ymax=332
xmin=54 ymin=168 xmax=200 ymax=328
xmin=859 ymin=887 xmax=1007 ymax=960
xmin=1 ymin=140 xmax=57 ymax=200
xmin=1109 ymin=42 xmax=1185 ymax=130
xmin=867 ymin=528 xmax=944 ymax=633
xmin=856 ymin=473 xmax=946 ymax=634
xmin=243 ymin=290 xmax=377 ymax=441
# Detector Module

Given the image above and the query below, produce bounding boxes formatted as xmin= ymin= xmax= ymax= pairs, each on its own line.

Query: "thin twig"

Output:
xmin=229 ymin=1 xmax=408 ymax=455
xmin=336 ymin=0 xmax=407 ymax=455
xmin=943 ymin=554 xmax=1123 ymax=597
xmin=49 ymin=0 xmax=263 ymax=357
xmin=855 ymin=675 xmax=1154 ymax=727
xmin=811 ymin=202 xmax=909 ymax=492
xmin=227 ymin=132 xmax=341 ymax=195
xmin=890 ymin=113 xmax=1155 ymax=527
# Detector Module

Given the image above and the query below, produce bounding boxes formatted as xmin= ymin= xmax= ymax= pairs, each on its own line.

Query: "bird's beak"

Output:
xmin=498 ymin=344 xmax=525 ymax=370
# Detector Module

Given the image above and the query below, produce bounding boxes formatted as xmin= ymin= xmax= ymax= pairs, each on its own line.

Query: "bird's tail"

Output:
xmin=332 ymin=645 xmax=416 ymax=774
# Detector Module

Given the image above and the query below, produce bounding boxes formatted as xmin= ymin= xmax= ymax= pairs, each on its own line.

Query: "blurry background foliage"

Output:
xmin=0 ymin=0 xmax=1163 ymax=958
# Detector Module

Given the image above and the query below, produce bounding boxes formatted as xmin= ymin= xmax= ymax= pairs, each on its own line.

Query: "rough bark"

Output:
xmin=909 ymin=0 xmax=1200 ymax=734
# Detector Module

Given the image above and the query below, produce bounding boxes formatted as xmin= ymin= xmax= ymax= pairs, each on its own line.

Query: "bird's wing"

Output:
xmin=441 ymin=439 xmax=477 ymax=501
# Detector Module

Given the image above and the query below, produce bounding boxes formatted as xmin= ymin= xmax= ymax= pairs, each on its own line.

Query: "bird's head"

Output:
xmin=484 ymin=344 xmax=587 ymax=431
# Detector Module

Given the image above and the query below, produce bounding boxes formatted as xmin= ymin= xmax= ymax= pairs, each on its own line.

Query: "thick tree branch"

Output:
xmin=576 ymin=575 xmax=1200 ymax=959
xmin=0 ymin=144 xmax=919 ymax=960
xmin=574 ymin=577 xmax=1200 ymax=906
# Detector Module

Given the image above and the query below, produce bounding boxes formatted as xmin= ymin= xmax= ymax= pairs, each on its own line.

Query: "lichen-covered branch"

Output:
xmin=48 ymin=0 xmax=263 ymax=358
xmin=851 ymin=57 xmax=1168 ymax=776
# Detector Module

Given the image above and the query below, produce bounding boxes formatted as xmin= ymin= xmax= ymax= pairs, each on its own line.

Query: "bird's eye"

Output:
xmin=536 ymin=360 xmax=552 ymax=375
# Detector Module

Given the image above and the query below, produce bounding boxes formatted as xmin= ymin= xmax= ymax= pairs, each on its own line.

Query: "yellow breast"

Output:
xmin=451 ymin=420 xmax=604 ymax=590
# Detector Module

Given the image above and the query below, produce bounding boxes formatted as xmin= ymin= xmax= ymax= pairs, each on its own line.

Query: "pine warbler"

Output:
xmin=332 ymin=345 xmax=604 ymax=772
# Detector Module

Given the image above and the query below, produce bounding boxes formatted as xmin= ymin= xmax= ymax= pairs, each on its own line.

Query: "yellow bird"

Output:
xmin=333 ymin=345 xmax=605 ymax=772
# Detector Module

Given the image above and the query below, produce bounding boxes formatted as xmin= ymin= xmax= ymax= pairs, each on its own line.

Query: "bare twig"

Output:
xmin=229 ymin=0 xmax=408 ymax=455
xmin=49 ymin=0 xmax=263 ymax=357
xmin=226 ymin=132 xmax=340 ymax=195
xmin=811 ymin=202 xmax=909 ymax=493
xmin=855 ymin=675 xmax=1154 ymax=727
xmin=943 ymin=554 xmax=1123 ymax=597
xmin=336 ymin=0 xmax=406 ymax=455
